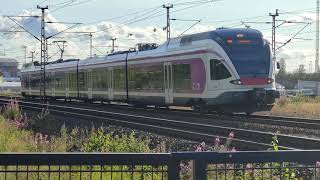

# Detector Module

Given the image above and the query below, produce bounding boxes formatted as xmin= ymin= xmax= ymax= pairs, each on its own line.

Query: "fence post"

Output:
xmin=193 ymin=159 xmax=207 ymax=180
xmin=168 ymin=158 xmax=180 ymax=180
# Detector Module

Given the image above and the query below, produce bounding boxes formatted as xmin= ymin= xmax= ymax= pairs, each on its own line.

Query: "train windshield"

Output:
xmin=213 ymin=29 xmax=271 ymax=78
xmin=227 ymin=40 xmax=270 ymax=77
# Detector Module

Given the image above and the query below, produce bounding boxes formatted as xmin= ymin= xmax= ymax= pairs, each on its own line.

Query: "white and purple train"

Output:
xmin=21 ymin=28 xmax=279 ymax=113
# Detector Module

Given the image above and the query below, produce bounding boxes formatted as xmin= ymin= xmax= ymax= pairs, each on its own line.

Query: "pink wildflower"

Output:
xmin=228 ymin=131 xmax=235 ymax=139
xmin=214 ymin=137 xmax=220 ymax=146
xmin=195 ymin=145 xmax=202 ymax=152
xmin=246 ymin=163 xmax=253 ymax=169
xmin=195 ymin=142 xmax=206 ymax=152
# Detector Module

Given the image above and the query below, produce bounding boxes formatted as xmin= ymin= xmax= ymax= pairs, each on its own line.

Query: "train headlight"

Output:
xmin=267 ymin=78 xmax=274 ymax=84
xmin=230 ymin=79 xmax=242 ymax=85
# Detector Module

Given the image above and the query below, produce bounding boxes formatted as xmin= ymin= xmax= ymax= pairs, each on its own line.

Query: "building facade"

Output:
xmin=0 ymin=58 xmax=19 ymax=79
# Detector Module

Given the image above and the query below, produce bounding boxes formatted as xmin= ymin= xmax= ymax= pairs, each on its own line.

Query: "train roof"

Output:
xmin=21 ymin=28 xmax=263 ymax=73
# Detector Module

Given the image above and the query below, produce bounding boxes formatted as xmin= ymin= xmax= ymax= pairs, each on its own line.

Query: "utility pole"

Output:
xmin=59 ymin=32 xmax=95 ymax=58
xmin=37 ymin=5 xmax=48 ymax=99
xmin=163 ymin=4 xmax=173 ymax=41
xmin=30 ymin=51 xmax=35 ymax=62
xmin=269 ymin=9 xmax=279 ymax=71
xmin=269 ymin=9 xmax=279 ymax=59
xmin=6 ymin=7 xmax=80 ymax=99
xmin=22 ymin=45 xmax=27 ymax=64
xmin=89 ymin=33 xmax=93 ymax=58
xmin=111 ymin=37 xmax=117 ymax=53
xmin=316 ymin=0 xmax=320 ymax=72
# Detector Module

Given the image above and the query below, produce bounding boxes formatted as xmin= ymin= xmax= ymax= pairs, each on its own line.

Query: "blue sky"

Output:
xmin=0 ymin=0 xmax=317 ymax=71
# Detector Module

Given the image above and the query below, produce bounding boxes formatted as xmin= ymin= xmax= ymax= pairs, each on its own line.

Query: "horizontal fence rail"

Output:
xmin=1 ymin=151 xmax=320 ymax=179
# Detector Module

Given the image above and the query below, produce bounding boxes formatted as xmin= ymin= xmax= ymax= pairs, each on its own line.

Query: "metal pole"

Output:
xmin=163 ymin=4 xmax=173 ymax=41
xmin=30 ymin=51 xmax=35 ymax=62
xmin=316 ymin=0 xmax=319 ymax=72
xmin=37 ymin=5 xmax=48 ymax=99
xmin=23 ymin=46 xmax=27 ymax=64
xmin=124 ymin=48 xmax=135 ymax=103
xmin=53 ymin=41 xmax=67 ymax=60
xmin=125 ymin=50 xmax=130 ymax=103
xmin=111 ymin=38 xmax=116 ymax=53
xmin=89 ymin=33 xmax=93 ymax=58
xmin=269 ymin=9 xmax=279 ymax=71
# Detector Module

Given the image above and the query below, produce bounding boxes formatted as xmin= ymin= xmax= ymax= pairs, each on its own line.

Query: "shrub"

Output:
xmin=290 ymin=94 xmax=310 ymax=103
xmin=83 ymin=128 xmax=150 ymax=153
xmin=2 ymin=99 xmax=21 ymax=121
xmin=0 ymin=116 xmax=37 ymax=152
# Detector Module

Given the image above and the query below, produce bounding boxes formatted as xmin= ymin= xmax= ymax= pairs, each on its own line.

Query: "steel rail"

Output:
xmin=1 ymin=96 xmax=320 ymax=130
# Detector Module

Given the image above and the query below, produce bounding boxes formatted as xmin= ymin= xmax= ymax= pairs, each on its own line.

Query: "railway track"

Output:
xmin=0 ymin=98 xmax=320 ymax=150
xmin=3 ymin=95 xmax=320 ymax=130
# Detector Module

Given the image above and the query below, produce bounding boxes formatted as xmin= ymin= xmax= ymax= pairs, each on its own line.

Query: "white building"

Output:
xmin=297 ymin=80 xmax=320 ymax=96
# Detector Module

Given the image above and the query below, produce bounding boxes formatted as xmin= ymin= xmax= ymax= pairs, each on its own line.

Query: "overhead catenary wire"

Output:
xmin=96 ymin=0 xmax=220 ymax=34
xmin=50 ymin=0 xmax=95 ymax=13
xmin=276 ymin=23 xmax=312 ymax=51
xmin=1 ymin=0 xmax=317 ymax=65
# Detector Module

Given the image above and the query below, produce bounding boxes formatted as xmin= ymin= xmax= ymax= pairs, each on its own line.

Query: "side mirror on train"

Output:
xmin=276 ymin=62 xmax=280 ymax=70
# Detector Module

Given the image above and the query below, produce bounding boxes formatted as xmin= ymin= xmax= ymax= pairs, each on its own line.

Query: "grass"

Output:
xmin=0 ymin=116 xmax=68 ymax=152
xmin=270 ymin=95 xmax=320 ymax=119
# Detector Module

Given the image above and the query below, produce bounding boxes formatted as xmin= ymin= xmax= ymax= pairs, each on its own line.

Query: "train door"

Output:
xmin=108 ymin=68 xmax=114 ymax=101
xmin=28 ymin=73 xmax=31 ymax=95
xmin=65 ymin=72 xmax=69 ymax=98
xmin=87 ymin=70 xmax=93 ymax=99
xmin=164 ymin=62 xmax=174 ymax=104
xmin=52 ymin=72 xmax=55 ymax=97
xmin=78 ymin=71 xmax=85 ymax=99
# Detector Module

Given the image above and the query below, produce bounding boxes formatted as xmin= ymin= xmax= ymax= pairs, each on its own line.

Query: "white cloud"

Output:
xmin=0 ymin=9 xmax=315 ymax=72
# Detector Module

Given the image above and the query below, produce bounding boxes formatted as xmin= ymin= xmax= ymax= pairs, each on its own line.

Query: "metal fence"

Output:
xmin=1 ymin=151 xmax=320 ymax=180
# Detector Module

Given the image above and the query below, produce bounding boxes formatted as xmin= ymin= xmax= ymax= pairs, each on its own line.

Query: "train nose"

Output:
xmin=240 ymin=78 xmax=273 ymax=85
xmin=230 ymin=78 xmax=274 ymax=86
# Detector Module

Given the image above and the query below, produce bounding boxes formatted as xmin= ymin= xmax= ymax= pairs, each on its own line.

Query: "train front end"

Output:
xmin=209 ymin=28 xmax=279 ymax=113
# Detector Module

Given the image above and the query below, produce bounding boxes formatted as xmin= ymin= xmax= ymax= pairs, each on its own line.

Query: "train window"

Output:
xmin=173 ymin=64 xmax=191 ymax=91
xmin=92 ymin=69 xmax=108 ymax=91
xmin=30 ymin=74 xmax=40 ymax=89
xmin=114 ymin=69 xmax=125 ymax=90
xmin=128 ymin=65 xmax=164 ymax=92
xmin=210 ymin=60 xmax=232 ymax=80
xmin=68 ymin=72 xmax=77 ymax=91
xmin=78 ymin=72 xmax=85 ymax=91
xmin=54 ymin=72 xmax=65 ymax=90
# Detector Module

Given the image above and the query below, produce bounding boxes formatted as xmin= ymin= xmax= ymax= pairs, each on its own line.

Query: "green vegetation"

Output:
xmin=271 ymin=95 xmax=320 ymax=118
xmin=0 ymin=100 xmax=153 ymax=153
xmin=83 ymin=128 xmax=150 ymax=152
xmin=0 ymin=100 xmax=173 ymax=179
xmin=276 ymin=70 xmax=320 ymax=89
xmin=0 ymin=100 xmax=317 ymax=179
